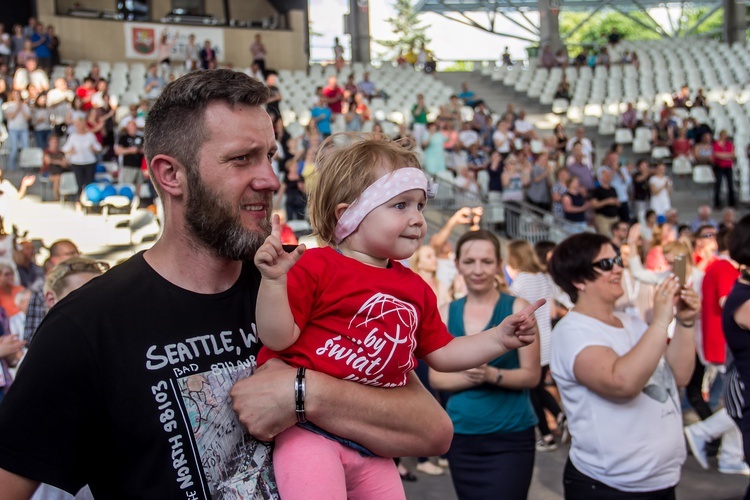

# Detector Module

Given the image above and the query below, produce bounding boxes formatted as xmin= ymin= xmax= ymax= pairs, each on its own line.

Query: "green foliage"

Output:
xmin=560 ymin=7 xmax=725 ymax=48
xmin=375 ymin=0 xmax=431 ymax=58
xmin=679 ymin=7 xmax=724 ymax=36
xmin=443 ymin=61 xmax=476 ymax=72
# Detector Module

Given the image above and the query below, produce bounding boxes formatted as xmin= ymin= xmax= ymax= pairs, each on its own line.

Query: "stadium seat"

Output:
xmin=551 ymin=98 xmax=569 ymax=114
xmin=19 ymin=147 xmax=44 ymax=171
xmin=59 ymin=172 xmax=79 ymax=206
xmin=651 ymin=147 xmax=671 ymax=159
xmin=614 ymin=128 xmax=634 ymax=144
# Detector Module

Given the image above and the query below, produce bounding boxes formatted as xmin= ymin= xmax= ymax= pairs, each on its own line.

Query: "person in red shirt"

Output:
xmin=253 ymin=134 xmax=543 ymax=500
xmin=712 ymin=130 xmax=735 ymax=209
xmin=701 ymin=228 xmax=739 ymax=366
xmin=75 ymin=77 xmax=96 ymax=111
xmin=693 ymin=224 xmax=718 ymax=272
xmin=322 ymin=75 xmax=344 ymax=115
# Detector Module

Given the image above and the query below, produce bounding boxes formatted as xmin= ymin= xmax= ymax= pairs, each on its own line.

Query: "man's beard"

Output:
xmin=185 ymin=170 xmax=271 ymax=261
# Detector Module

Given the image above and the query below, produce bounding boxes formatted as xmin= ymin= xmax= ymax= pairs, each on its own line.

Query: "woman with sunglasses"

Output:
xmin=548 ymin=232 xmax=699 ymax=498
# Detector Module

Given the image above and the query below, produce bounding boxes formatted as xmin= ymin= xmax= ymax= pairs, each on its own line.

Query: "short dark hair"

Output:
xmin=728 ymin=214 xmax=750 ymax=266
xmin=611 ymin=220 xmax=628 ymax=233
xmin=49 ymin=239 xmax=78 ymax=258
xmin=144 ymin=69 xmax=270 ymax=195
xmin=534 ymin=240 xmax=556 ymax=267
xmin=695 ymin=224 xmax=716 ymax=236
xmin=549 ymin=232 xmax=613 ymax=303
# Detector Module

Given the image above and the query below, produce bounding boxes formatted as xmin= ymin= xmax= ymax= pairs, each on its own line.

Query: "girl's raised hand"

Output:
xmin=497 ymin=298 xmax=545 ymax=350
xmin=254 ymin=214 xmax=306 ymax=281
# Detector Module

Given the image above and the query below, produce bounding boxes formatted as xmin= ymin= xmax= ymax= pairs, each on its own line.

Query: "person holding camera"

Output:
xmin=549 ymin=232 xmax=699 ymax=498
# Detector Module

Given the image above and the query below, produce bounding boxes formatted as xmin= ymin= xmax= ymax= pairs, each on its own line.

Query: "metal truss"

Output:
xmin=415 ymin=0 xmax=731 ymax=40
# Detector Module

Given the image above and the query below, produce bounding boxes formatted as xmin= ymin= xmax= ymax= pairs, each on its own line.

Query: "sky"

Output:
xmin=308 ymin=0 xmax=537 ymax=65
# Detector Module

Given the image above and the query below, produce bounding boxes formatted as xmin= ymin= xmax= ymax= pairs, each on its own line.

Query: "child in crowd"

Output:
xmin=254 ymin=133 xmax=544 ymax=499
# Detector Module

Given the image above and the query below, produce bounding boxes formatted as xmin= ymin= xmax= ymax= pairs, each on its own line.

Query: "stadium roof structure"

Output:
xmin=415 ymin=0 xmax=729 ymax=42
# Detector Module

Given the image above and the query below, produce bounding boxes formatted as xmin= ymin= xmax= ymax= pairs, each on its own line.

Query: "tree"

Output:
xmin=375 ymin=0 xmax=431 ymax=59
xmin=560 ymin=7 xmax=725 ymax=49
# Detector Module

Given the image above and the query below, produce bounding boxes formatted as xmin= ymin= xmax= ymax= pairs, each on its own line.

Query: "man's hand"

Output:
xmin=231 ymin=359 xmax=297 ymax=442
xmin=497 ymin=298 xmax=545 ymax=350
xmin=253 ymin=214 xmax=305 ymax=281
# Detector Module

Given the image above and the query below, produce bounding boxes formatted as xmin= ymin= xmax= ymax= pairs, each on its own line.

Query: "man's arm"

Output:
xmin=0 ymin=469 xmax=38 ymax=499
xmin=232 ymin=360 xmax=453 ymax=457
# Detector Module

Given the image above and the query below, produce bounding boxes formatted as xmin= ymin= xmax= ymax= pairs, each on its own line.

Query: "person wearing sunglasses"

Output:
xmin=693 ymin=225 xmax=719 ymax=272
xmin=548 ymin=232 xmax=699 ymax=498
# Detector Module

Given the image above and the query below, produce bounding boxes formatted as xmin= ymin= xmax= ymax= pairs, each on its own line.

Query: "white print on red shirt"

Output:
xmin=314 ymin=293 xmax=419 ymax=387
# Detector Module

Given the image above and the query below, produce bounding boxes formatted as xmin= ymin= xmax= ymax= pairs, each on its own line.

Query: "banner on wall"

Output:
xmin=124 ymin=23 xmax=225 ymax=61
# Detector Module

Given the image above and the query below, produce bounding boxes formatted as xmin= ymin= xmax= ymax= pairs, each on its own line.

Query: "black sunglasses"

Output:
xmin=592 ymin=255 xmax=623 ymax=272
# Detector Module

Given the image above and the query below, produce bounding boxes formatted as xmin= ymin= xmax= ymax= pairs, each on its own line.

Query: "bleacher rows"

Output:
xmin=482 ymin=37 xmax=750 ymax=203
xmin=56 ymin=60 xmax=458 ymax=138
xmin=275 ymin=62 xmax=458 ymax=136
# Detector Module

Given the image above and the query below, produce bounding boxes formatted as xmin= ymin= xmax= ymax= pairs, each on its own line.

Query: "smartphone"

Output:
xmin=674 ymin=254 xmax=687 ymax=286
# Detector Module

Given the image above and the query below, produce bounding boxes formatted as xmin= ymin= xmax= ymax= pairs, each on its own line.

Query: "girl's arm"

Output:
xmin=480 ymin=338 xmax=540 ymax=390
xmin=253 ymin=215 xmax=306 ymax=351
xmin=423 ymin=298 xmax=544 ymax=372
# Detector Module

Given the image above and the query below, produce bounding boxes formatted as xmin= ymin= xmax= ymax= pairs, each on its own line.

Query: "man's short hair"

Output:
xmin=49 ymin=239 xmax=78 ymax=258
xmin=143 ymin=69 xmax=270 ymax=196
xmin=611 ymin=220 xmax=628 ymax=234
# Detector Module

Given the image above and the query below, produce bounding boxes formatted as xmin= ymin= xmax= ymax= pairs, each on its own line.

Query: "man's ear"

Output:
xmin=149 ymin=155 xmax=186 ymax=198
xmin=334 ymin=203 xmax=350 ymax=222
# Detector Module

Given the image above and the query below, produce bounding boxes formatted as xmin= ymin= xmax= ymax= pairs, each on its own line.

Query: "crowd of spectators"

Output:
xmin=1 ymin=17 xmax=749 ymax=497
xmin=540 ymin=28 xmax=639 ymax=72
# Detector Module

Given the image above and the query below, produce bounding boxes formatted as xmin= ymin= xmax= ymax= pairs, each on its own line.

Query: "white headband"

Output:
xmin=334 ymin=168 xmax=437 ymax=245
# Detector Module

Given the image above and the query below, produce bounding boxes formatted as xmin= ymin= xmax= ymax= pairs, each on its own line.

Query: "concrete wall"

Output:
xmin=37 ymin=0 xmax=307 ymax=69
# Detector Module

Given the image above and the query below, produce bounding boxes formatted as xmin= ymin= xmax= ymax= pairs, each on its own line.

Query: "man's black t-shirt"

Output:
xmin=118 ymin=133 xmax=145 ymax=168
xmin=0 ymin=253 xmax=278 ymax=499
xmin=593 ymin=186 xmax=619 ymax=217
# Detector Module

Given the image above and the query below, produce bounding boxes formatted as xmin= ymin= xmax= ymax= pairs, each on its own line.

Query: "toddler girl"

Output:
xmin=254 ymin=133 xmax=543 ymax=499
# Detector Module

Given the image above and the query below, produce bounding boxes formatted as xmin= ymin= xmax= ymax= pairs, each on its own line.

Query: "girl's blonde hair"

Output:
xmin=507 ymin=240 xmax=545 ymax=274
xmin=309 ymin=132 xmax=422 ymax=246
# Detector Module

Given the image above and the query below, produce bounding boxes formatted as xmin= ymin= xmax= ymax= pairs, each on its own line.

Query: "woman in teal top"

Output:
xmin=430 ymin=230 xmax=540 ymax=500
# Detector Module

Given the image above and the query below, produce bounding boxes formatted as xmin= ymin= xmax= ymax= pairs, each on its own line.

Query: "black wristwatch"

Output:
xmin=495 ymin=369 xmax=504 ymax=385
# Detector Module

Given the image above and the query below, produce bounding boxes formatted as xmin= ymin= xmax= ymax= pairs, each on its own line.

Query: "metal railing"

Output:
xmin=502 ymin=200 xmax=591 ymax=244
xmin=430 ymin=175 xmax=588 ymax=243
